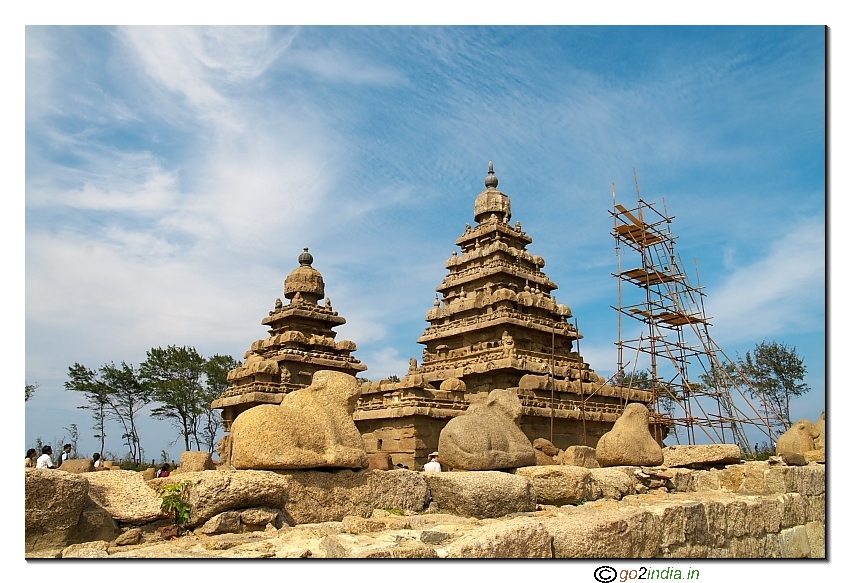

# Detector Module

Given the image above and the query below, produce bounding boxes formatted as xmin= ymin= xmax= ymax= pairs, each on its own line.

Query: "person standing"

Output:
xmin=36 ymin=445 xmax=55 ymax=469
xmin=92 ymin=453 xmax=104 ymax=469
xmin=25 ymin=449 xmax=37 ymax=467
xmin=58 ymin=444 xmax=72 ymax=467
xmin=423 ymin=452 xmax=442 ymax=472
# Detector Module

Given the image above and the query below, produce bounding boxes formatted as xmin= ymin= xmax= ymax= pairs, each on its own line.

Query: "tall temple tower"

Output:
xmin=354 ymin=163 xmax=654 ymax=468
xmin=213 ymin=248 xmax=367 ymax=435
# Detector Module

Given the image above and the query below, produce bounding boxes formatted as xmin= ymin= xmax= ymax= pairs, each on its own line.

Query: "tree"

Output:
xmin=200 ymin=354 xmax=241 ymax=453
xmin=65 ymin=363 xmax=112 ymax=458
xmin=63 ymin=423 xmax=80 ymax=458
xmin=140 ymin=345 xmax=207 ymax=452
xmin=100 ymin=361 xmax=153 ymax=465
xmin=737 ymin=341 xmax=810 ymax=431
xmin=25 ymin=382 xmax=39 ymax=402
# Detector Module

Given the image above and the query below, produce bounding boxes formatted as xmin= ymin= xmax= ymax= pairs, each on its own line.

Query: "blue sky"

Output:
xmin=23 ymin=25 xmax=825 ymax=462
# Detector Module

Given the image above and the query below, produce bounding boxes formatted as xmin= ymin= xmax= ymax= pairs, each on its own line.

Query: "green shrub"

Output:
xmin=157 ymin=482 xmax=192 ymax=526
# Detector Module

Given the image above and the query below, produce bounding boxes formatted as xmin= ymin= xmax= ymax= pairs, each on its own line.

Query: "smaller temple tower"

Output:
xmin=212 ymin=249 xmax=367 ymax=436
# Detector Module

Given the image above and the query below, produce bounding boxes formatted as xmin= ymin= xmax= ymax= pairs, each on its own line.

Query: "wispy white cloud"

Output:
xmin=706 ymin=217 xmax=825 ymax=343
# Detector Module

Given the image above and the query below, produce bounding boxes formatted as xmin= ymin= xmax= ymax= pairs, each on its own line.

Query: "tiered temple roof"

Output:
xmin=213 ymin=249 xmax=366 ymax=431
xmin=354 ymin=163 xmax=653 ymax=468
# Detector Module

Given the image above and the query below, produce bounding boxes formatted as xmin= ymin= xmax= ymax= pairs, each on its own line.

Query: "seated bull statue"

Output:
xmin=229 ymin=370 xmax=369 ymax=470
xmin=776 ymin=418 xmax=820 ymax=457
xmin=438 ymin=389 xmax=536 ymax=470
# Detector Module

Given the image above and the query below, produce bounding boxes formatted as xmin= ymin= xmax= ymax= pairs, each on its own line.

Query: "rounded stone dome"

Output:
xmin=284 ymin=248 xmax=325 ymax=301
xmin=474 ymin=162 xmax=512 ymax=224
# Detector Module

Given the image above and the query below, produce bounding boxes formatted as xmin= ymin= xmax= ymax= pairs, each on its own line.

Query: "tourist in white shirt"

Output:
xmin=36 ymin=445 xmax=55 ymax=469
xmin=423 ymin=452 xmax=442 ymax=472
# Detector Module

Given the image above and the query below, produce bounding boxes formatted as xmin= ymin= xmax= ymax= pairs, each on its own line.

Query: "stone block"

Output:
xmin=777 ymin=493 xmax=806 ymax=529
xmin=84 ymin=469 xmax=168 ymax=525
xmin=587 ymin=468 xmax=636 ymax=500
xmin=514 ymin=465 xmax=590 ymax=506
xmin=717 ymin=465 xmax=745 ymax=491
xmin=58 ymin=458 xmax=95 ymax=474
xmin=738 ymin=462 xmax=768 ymax=494
xmin=61 ymin=540 xmax=110 ymax=558
xmin=759 ymin=497 xmax=781 ymax=533
xmin=446 ymin=517 xmax=553 ymax=558
xmin=805 ymin=521 xmax=825 ymax=558
xmin=724 ymin=499 xmax=748 ymax=538
xmin=25 ymin=469 xmax=88 ymax=552
xmin=796 ymin=465 xmax=825 ymax=495
xmin=423 ymin=471 xmax=536 ymax=519
xmin=546 ymin=507 xmax=661 ymax=558
xmin=805 ymin=494 xmax=825 ymax=522
xmin=558 ymin=445 xmax=600 ymax=468
xmin=666 ymin=468 xmax=694 ymax=492
xmin=197 ymin=511 xmax=241 ymax=534
xmin=662 ymin=444 xmax=741 ymax=468
xmin=691 ymin=469 xmax=720 ymax=491
xmin=778 ymin=525 xmax=811 ymax=558
xmin=180 ymin=451 xmax=216 ymax=472
xmin=114 ymin=528 xmax=142 ymax=546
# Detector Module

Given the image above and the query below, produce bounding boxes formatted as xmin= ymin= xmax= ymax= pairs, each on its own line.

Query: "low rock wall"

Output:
xmin=25 ymin=461 xmax=825 ymax=558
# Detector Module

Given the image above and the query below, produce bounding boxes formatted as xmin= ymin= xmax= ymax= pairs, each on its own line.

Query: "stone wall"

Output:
xmin=25 ymin=461 xmax=825 ymax=558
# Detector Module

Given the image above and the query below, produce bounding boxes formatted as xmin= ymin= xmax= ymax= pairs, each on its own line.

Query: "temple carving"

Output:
xmin=353 ymin=163 xmax=654 ymax=469
xmin=212 ymin=248 xmax=367 ymax=437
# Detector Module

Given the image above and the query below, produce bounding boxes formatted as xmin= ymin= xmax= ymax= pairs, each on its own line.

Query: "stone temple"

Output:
xmin=212 ymin=248 xmax=367 ymax=438
xmin=353 ymin=163 xmax=654 ymax=469
xmin=215 ymin=163 xmax=655 ymax=469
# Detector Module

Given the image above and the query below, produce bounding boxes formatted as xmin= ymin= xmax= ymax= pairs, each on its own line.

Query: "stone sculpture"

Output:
xmin=229 ymin=370 xmax=369 ymax=470
xmin=776 ymin=418 xmax=819 ymax=457
xmin=438 ymin=389 xmax=536 ymax=470
xmin=595 ymin=403 xmax=663 ymax=467
xmin=814 ymin=411 xmax=825 ymax=450
xmin=532 ymin=438 xmax=560 ymax=465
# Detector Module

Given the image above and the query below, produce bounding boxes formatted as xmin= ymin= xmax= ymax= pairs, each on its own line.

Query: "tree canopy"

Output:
xmin=737 ymin=340 xmax=810 ymax=431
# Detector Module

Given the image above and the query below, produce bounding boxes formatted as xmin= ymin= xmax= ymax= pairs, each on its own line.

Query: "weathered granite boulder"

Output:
xmin=587 ymin=468 xmax=637 ymax=500
xmin=114 ymin=528 xmax=142 ymax=546
xmin=813 ymin=412 xmax=825 ymax=450
xmin=367 ymin=452 xmax=393 ymax=470
xmin=438 ymin=389 xmax=536 ymax=470
xmin=663 ymin=444 xmax=741 ymax=468
xmin=544 ymin=506 xmax=662 ymax=558
xmin=25 ymin=468 xmax=88 ymax=551
xmin=58 ymin=458 xmax=94 ymax=473
xmin=71 ymin=498 xmax=120 ymax=545
xmin=83 ymin=469 xmax=168 ymax=525
xmin=596 ymin=403 xmax=663 ymax=467
xmin=152 ymin=470 xmax=292 ymax=527
xmin=446 ymin=516 xmax=554 ymax=558
xmin=423 ymin=471 xmax=536 ymax=518
xmin=230 ymin=370 xmax=369 ymax=470
xmin=197 ymin=511 xmax=242 ymax=534
xmin=558 ymin=445 xmax=600 ymax=468
xmin=179 ymin=451 xmax=216 ymax=472
xmin=514 ymin=465 xmax=591 ymax=505
xmin=283 ymin=468 xmax=428 ymax=525
xmin=532 ymin=438 xmax=560 ymax=465
xmin=142 ymin=468 xmax=157 ymax=480
xmin=61 ymin=540 xmax=110 ymax=558
xmin=776 ymin=419 xmax=819 ymax=456
xmin=240 ymin=507 xmax=285 ymax=530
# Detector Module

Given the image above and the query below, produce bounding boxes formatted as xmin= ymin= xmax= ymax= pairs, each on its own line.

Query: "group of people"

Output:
xmin=25 ymin=446 xmax=169 ymax=477
xmin=24 ymin=444 xmax=74 ymax=469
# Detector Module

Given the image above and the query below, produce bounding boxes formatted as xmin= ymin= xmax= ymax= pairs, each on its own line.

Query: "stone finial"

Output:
xmin=434 ymin=295 xmax=440 ymax=307
xmin=298 ymin=247 xmax=314 ymax=266
xmin=484 ymin=161 xmax=498 ymax=189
